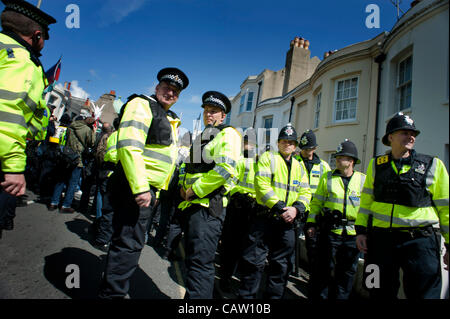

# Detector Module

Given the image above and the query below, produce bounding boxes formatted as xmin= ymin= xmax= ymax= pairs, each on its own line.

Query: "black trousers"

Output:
xmin=365 ymin=229 xmax=442 ymax=299
xmin=219 ymin=195 xmax=254 ymax=281
xmin=308 ymin=231 xmax=361 ymax=299
xmin=94 ymin=174 xmax=114 ymax=245
xmin=98 ymin=169 xmax=156 ymax=299
xmin=182 ymin=204 xmax=226 ymax=299
xmin=238 ymin=215 xmax=295 ymax=299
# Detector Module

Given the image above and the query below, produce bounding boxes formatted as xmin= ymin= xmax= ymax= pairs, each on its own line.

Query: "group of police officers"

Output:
xmin=0 ymin=0 xmax=448 ymax=300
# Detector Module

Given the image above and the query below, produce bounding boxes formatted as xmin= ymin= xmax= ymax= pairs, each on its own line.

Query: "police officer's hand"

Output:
xmin=1 ymin=174 xmax=26 ymax=197
xmin=356 ymin=234 xmax=368 ymax=254
xmin=281 ymin=207 xmax=297 ymax=224
xmin=180 ymin=187 xmax=187 ymax=200
xmin=185 ymin=188 xmax=196 ymax=201
xmin=135 ymin=191 xmax=151 ymax=208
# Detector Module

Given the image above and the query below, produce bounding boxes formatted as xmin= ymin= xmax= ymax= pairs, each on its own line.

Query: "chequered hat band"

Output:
xmin=160 ymin=74 xmax=183 ymax=87
xmin=204 ymin=96 xmax=226 ymax=109
xmin=5 ymin=3 xmax=51 ymax=26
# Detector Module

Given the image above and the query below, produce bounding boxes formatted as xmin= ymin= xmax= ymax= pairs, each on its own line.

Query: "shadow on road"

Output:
xmin=43 ymin=247 xmax=171 ymax=299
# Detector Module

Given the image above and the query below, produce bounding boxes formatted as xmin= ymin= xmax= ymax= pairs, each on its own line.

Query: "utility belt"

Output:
xmin=370 ymin=225 xmax=437 ymax=240
xmin=317 ymin=208 xmax=355 ymax=230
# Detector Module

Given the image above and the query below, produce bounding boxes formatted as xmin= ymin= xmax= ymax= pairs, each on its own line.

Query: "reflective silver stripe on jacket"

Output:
xmin=213 ymin=165 xmax=231 ymax=180
xmin=358 ymin=207 xmax=439 ymax=227
xmin=0 ymin=110 xmax=27 ymax=128
xmin=144 ymin=149 xmax=173 ymax=164
xmin=0 ymin=42 xmax=23 ymax=50
xmin=0 ymin=88 xmax=38 ymax=113
xmin=433 ymin=198 xmax=449 ymax=206
xmin=119 ymin=120 xmax=149 ymax=132
xmin=261 ymin=190 xmax=276 ymax=204
xmin=255 ymin=171 xmax=272 ymax=178
xmin=117 ymin=139 xmax=145 ymax=150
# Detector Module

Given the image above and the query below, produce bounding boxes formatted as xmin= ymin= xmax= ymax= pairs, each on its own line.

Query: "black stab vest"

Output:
xmin=373 ymin=152 xmax=433 ymax=207
xmin=120 ymin=94 xmax=177 ymax=146
xmin=185 ymin=124 xmax=230 ymax=174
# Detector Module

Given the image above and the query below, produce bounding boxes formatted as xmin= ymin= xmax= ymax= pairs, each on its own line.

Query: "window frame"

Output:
xmin=313 ymin=92 xmax=322 ymax=129
xmin=396 ymin=55 xmax=413 ymax=111
xmin=239 ymin=94 xmax=246 ymax=114
xmin=333 ymin=76 xmax=359 ymax=123
xmin=246 ymin=92 xmax=254 ymax=111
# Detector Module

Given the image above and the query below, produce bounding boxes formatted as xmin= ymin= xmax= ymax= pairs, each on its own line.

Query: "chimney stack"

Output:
xmin=67 ymin=82 xmax=71 ymax=91
xmin=84 ymin=98 xmax=90 ymax=106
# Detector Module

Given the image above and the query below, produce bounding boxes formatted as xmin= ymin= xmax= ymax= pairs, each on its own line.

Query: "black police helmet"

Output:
xmin=278 ymin=123 xmax=298 ymax=144
xmin=299 ymin=129 xmax=318 ymax=149
xmin=382 ymin=112 xmax=420 ymax=146
xmin=157 ymin=67 xmax=189 ymax=91
xmin=334 ymin=139 xmax=360 ymax=164
xmin=201 ymin=91 xmax=232 ymax=114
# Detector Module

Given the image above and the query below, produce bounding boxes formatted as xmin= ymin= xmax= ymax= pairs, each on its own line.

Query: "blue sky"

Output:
xmin=1 ymin=0 xmax=414 ymax=132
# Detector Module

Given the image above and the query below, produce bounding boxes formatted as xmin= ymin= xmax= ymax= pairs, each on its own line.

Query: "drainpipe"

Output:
xmin=288 ymin=96 xmax=295 ymax=123
xmin=252 ymin=81 xmax=262 ymax=127
xmin=373 ymin=52 xmax=386 ymax=157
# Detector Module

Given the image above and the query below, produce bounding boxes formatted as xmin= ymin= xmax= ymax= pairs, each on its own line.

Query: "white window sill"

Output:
xmin=325 ymin=120 xmax=360 ymax=128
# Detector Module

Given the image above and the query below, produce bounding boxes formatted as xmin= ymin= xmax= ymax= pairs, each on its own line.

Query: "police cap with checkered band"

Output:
xmin=157 ymin=67 xmax=189 ymax=91
xmin=1 ymin=0 xmax=56 ymax=40
xmin=201 ymin=91 xmax=231 ymax=114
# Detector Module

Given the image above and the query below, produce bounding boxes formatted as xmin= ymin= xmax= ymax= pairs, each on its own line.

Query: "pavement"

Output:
xmin=0 ymin=189 xmax=309 ymax=300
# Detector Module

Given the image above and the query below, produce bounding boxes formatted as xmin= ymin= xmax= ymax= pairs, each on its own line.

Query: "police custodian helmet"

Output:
xmin=299 ymin=129 xmax=318 ymax=149
xmin=334 ymin=139 xmax=360 ymax=164
xmin=278 ymin=123 xmax=298 ymax=144
xmin=382 ymin=112 xmax=420 ymax=146
xmin=157 ymin=67 xmax=189 ymax=91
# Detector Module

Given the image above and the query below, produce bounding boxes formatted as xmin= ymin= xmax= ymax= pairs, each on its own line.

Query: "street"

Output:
xmin=0 ymin=190 xmax=309 ymax=300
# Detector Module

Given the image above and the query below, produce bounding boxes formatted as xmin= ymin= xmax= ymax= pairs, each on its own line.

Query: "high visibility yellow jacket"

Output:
xmin=307 ymin=170 xmax=366 ymax=236
xmin=104 ymin=131 xmax=118 ymax=164
xmin=356 ymin=153 xmax=449 ymax=244
xmin=179 ymin=125 xmax=242 ymax=211
xmin=117 ymin=95 xmax=180 ymax=194
xmin=255 ymin=151 xmax=311 ymax=215
xmin=230 ymin=156 xmax=257 ymax=199
xmin=295 ymin=154 xmax=331 ymax=195
xmin=34 ymin=107 xmax=50 ymax=141
xmin=0 ymin=32 xmax=49 ymax=173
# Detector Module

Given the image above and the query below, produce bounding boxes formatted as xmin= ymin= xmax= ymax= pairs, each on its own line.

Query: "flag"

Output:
xmin=45 ymin=57 xmax=62 ymax=85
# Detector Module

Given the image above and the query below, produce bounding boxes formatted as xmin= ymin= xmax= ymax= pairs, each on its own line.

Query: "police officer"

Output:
xmin=306 ymin=139 xmax=365 ymax=299
xmin=0 ymin=0 xmax=56 ymax=236
xmin=218 ymin=128 xmax=258 ymax=293
xmin=238 ymin=124 xmax=312 ymax=299
xmin=92 ymin=117 xmax=119 ymax=252
xmin=356 ymin=112 xmax=449 ymax=299
xmin=296 ymin=129 xmax=331 ymax=271
xmin=98 ymin=67 xmax=189 ymax=298
xmin=179 ymin=91 xmax=242 ymax=299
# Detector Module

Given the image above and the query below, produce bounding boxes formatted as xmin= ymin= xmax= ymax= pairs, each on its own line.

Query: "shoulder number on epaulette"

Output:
xmin=377 ymin=155 xmax=389 ymax=165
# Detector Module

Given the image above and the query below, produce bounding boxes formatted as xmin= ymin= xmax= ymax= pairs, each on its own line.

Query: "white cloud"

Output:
xmin=98 ymin=0 xmax=148 ymax=26
xmin=70 ymin=80 xmax=90 ymax=100
xmin=189 ymin=95 xmax=201 ymax=104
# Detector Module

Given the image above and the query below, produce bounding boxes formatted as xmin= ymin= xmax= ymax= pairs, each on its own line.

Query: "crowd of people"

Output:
xmin=1 ymin=0 xmax=448 ymax=301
